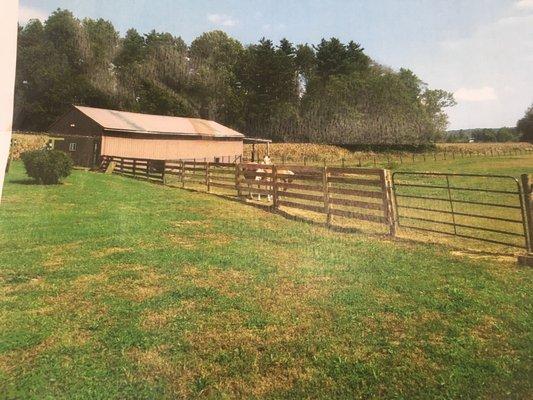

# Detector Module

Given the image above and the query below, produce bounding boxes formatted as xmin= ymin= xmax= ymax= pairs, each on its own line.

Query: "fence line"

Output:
xmin=99 ymin=155 xmax=533 ymax=256
xmin=246 ymin=147 xmax=533 ymax=168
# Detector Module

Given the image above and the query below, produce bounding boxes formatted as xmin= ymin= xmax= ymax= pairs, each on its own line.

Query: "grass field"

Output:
xmin=244 ymin=142 xmax=533 ymax=165
xmin=1 ymin=162 xmax=532 ymax=399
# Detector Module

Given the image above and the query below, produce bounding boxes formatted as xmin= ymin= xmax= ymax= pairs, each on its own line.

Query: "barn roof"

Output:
xmin=74 ymin=106 xmax=244 ymax=138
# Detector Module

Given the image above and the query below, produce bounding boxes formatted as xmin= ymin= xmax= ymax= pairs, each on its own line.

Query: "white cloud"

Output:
xmin=515 ymin=0 xmax=533 ymax=10
xmin=18 ymin=5 xmax=48 ymax=24
xmin=425 ymin=4 xmax=533 ymax=128
xmin=454 ymin=86 xmax=497 ymax=102
xmin=207 ymin=14 xmax=237 ymax=27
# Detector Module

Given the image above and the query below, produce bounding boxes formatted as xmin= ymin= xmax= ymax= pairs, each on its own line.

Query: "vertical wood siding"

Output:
xmin=101 ymin=135 xmax=243 ymax=161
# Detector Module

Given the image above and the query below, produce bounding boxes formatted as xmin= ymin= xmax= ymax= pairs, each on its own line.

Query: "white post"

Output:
xmin=0 ymin=0 xmax=19 ymax=202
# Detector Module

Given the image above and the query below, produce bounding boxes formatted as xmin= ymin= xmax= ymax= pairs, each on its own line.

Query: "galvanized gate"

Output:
xmin=392 ymin=172 xmax=530 ymax=249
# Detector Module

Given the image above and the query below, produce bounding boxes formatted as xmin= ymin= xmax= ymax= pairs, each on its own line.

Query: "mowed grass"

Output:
xmin=390 ymin=152 xmax=533 ymax=176
xmin=1 ymin=162 xmax=532 ymax=399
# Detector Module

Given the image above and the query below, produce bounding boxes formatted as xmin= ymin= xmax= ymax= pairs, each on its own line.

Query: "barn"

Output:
xmin=48 ymin=105 xmax=245 ymax=167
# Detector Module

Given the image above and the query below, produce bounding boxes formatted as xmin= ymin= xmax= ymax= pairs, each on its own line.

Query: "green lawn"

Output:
xmin=388 ymin=153 xmax=533 ymax=176
xmin=1 ymin=162 xmax=532 ymax=399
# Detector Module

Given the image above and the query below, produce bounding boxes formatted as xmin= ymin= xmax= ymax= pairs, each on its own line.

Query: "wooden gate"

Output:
xmin=235 ymin=163 xmax=396 ymax=235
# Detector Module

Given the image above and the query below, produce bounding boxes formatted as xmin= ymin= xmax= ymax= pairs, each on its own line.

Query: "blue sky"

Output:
xmin=18 ymin=0 xmax=533 ymax=130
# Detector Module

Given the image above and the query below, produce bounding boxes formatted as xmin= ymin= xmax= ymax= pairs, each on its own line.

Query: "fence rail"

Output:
xmin=392 ymin=172 xmax=530 ymax=250
xmin=100 ymin=155 xmax=533 ymax=254
xmin=100 ymin=156 xmax=165 ymax=182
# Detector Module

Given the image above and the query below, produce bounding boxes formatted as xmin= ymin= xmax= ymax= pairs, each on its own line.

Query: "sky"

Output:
xmin=18 ymin=0 xmax=533 ymax=130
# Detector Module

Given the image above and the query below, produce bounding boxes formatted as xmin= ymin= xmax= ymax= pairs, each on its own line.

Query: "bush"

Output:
xmin=20 ymin=149 xmax=73 ymax=184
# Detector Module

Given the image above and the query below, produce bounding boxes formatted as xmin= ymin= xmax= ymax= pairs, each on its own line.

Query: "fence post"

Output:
xmin=323 ymin=166 xmax=331 ymax=226
xmin=132 ymin=159 xmax=137 ymax=177
xmin=162 ymin=161 xmax=167 ymax=185
xmin=381 ymin=169 xmax=397 ymax=236
xmin=181 ymin=160 xmax=185 ymax=188
xmin=206 ymin=162 xmax=210 ymax=192
xmin=518 ymin=174 xmax=533 ymax=266
xmin=235 ymin=163 xmax=242 ymax=198
xmin=272 ymin=164 xmax=279 ymax=208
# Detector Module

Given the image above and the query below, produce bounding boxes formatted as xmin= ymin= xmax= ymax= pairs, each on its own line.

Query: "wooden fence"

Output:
xmin=100 ymin=156 xmax=165 ymax=182
xmin=100 ymin=155 xmax=533 ymax=255
xmin=242 ymin=163 xmax=395 ymax=231
xmin=161 ymin=160 xmax=396 ymax=235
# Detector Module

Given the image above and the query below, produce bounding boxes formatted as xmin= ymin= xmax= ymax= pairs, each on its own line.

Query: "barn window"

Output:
xmin=69 ymin=143 xmax=77 ymax=152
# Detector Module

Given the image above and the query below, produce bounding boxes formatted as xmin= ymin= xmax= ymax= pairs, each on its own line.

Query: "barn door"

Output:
xmin=92 ymin=138 xmax=102 ymax=168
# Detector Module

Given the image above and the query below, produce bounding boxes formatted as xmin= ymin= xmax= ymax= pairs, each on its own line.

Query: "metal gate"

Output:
xmin=392 ymin=172 xmax=529 ymax=249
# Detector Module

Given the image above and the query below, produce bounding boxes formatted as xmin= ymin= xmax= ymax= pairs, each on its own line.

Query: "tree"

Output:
xmin=517 ymin=104 xmax=533 ymax=142
xmin=314 ymin=38 xmax=369 ymax=81
xmin=14 ymin=8 xmax=456 ymax=147
xmin=188 ymin=31 xmax=244 ymax=123
xmin=236 ymin=38 xmax=300 ymax=140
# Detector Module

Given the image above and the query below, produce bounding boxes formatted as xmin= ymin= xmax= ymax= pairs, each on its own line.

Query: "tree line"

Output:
xmin=445 ymin=127 xmax=520 ymax=143
xmin=15 ymin=9 xmax=457 ymax=146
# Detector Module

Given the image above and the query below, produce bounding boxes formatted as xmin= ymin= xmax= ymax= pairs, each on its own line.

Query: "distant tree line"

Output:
xmin=15 ymin=9 xmax=457 ymax=146
xmin=444 ymin=103 xmax=533 ymax=143
xmin=445 ymin=127 xmax=520 ymax=143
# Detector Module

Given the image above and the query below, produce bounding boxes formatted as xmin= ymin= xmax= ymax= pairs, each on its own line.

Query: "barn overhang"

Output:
xmin=244 ymin=137 xmax=272 ymax=159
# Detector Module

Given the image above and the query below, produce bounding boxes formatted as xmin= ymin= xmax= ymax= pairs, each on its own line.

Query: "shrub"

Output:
xmin=20 ymin=149 xmax=73 ymax=184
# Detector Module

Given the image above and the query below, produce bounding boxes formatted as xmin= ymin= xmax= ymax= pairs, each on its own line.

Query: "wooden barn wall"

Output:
xmin=48 ymin=108 xmax=103 ymax=137
xmin=101 ymin=135 xmax=243 ymax=161
xmin=54 ymin=136 xmax=98 ymax=167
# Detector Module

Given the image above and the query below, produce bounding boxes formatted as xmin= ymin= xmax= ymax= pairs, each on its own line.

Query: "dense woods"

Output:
xmin=14 ymin=9 xmax=456 ymax=146
xmin=517 ymin=104 xmax=533 ymax=142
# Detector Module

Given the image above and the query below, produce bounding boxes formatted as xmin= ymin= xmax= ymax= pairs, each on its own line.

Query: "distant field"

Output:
xmin=244 ymin=141 xmax=533 ymax=161
xmin=10 ymin=132 xmax=533 ymax=176
xmin=0 ymin=162 xmax=532 ymax=398
xmin=9 ymin=132 xmax=49 ymax=160
xmin=245 ymin=142 xmax=533 ymax=176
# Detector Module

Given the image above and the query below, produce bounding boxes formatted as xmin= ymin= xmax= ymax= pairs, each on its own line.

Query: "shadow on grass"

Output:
xmin=9 ymin=179 xmax=64 ymax=186
xmin=9 ymin=179 xmax=37 ymax=185
xmin=142 ymin=179 xmax=524 ymax=259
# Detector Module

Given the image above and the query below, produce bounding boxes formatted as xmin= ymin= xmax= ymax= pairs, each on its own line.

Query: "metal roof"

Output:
xmin=74 ymin=106 xmax=244 ymax=138
xmin=243 ymin=138 xmax=272 ymax=143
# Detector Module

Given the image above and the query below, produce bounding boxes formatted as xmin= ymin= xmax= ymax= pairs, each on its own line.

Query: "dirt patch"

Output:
xmin=41 ymin=241 xmax=83 ymax=270
xmin=171 ymin=220 xmax=212 ymax=228
xmin=0 ymin=327 xmax=92 ymax=375
xmin=167 ymin=232 xmax=232 ymax=249
xmin=174 ymin=265 xmax=252 ymax=298
xmin=127 ymin=346 xmax=193 ymax=397
xmin=105 ymin=270 xmax=166 ymax=302
xmin=451 ymin=250 xmax=517 ymax=264
xmin=140 ymin=308 xmax=180 ymax=331
xmin=91 ymin=247 xmax=133 ymax=258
